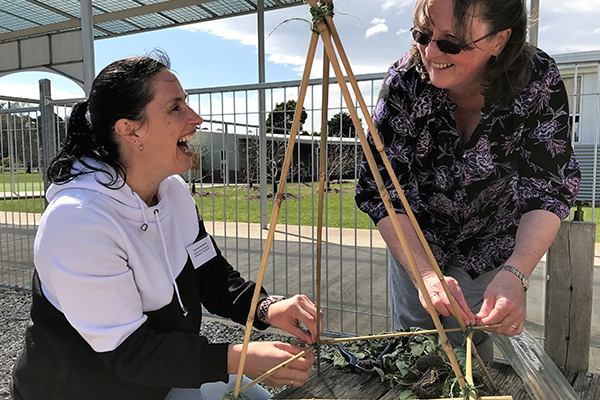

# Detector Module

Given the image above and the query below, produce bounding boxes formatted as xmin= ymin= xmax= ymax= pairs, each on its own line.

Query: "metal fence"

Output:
xmin=0 ymin=65 xmax=599 ymax=358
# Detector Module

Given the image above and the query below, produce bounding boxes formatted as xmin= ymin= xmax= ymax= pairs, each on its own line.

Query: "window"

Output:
xmin=563 ymin=75 xmax=582 ymax=142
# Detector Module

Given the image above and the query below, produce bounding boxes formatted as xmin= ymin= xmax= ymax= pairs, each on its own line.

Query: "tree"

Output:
xmin=186 ymin=142 xmax=212 ymax=191
xmin=265 ymin=100 xmax=307 ymax=134
xmin=0 ymin=102 xmax=62 ymax=172
xmin=241 ymin=135 xmax=302 ymax=190
xmin=327 ymin=111 xmax=360 ymax=137
xmin=316 ymin=138 xmax=363 ymax=182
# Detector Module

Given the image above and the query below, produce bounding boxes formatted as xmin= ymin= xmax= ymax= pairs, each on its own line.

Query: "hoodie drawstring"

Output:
xmin=133 ymin=192 xmax=188 ymax=317
xmin=154 ymin=209 xmax=188 ymax=317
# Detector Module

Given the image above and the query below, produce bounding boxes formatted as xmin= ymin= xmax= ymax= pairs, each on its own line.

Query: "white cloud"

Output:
xmin=542 ymin=0 xmax=600 ymax=13
xmin=0 ymin=81 xmax=82 ymax=101
xmin=382 ymin=0 xmax=414 ymax=12
xmin=366 ymin=18 xmax=389 ymax=38
xmin=181 ymin=20 xmax=258 ymax=47
xmin=396 ymin=28 xmax=409 ymax=36
xmin=267 ymin=53 xmax=308 ymax=67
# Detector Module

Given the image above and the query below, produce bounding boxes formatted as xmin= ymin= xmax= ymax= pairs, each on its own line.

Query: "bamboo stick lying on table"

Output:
xmin=291 ymin=324 xmax=502 ymax=345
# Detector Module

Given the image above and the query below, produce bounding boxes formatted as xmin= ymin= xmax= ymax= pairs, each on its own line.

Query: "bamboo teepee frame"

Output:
xmin=232 ymin=1 xmax=510 ymax=399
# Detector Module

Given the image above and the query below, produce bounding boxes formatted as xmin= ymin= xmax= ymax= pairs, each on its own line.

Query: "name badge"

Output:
xmin=186 ymin=234 xmax=217 ymax=269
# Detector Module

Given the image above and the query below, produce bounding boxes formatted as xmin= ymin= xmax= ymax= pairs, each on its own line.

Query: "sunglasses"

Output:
xmin=411 ymin=27 xmax=496 ymax=55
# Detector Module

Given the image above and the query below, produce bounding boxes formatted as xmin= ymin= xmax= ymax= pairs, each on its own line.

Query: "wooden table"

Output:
xmin=273 ymin=361 xmax=600 ymax=400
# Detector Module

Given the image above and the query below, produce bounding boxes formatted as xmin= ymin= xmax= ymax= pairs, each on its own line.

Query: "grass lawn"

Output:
xmin=194 ymin=182 xmax=374 ymax=230
xmin=0 ymin=171 xmax=44 ymax=193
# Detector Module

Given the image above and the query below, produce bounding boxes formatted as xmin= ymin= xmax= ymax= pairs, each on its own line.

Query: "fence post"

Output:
xmin=545 ymin=220 xmax=595 ymax=371
xmin=39 ymin=79 xmax=56 ymax=202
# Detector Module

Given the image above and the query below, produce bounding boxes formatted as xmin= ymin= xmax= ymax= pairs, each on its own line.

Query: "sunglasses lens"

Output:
xmin=437 ymin=40 xmax=461 ymax=54
xmin=411 ymin=28 xmax=462 ymax=54
xmin=412 ymin=30 xmax=430 ymax=46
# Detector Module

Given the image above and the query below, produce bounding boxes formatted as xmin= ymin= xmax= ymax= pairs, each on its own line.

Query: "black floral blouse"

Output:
xmin=355 ymin=48 xmax=581 ymax=278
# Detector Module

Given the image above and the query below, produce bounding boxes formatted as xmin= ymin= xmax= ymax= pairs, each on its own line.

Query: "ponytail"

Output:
xmin=47 ymin=99 xmax=126 ymax=186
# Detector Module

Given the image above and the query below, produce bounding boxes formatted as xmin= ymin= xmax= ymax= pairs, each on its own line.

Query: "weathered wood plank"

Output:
xmin=274 ymin=361 xmax=600 ymax=400
xmin=546 ymin=221 xmax=595 ymax=371
xmin=275 ymin=362 xmax=526 ymax=400
xmin=277 ymin=363 xmax=392 ymax=399
xmin=568 ymin=370 xmax=600 ymax=400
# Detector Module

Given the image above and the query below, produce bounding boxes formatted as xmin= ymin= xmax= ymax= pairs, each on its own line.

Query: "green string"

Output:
xmin=460 ymin=383 xmax=479 ymax=400
xmin=268 ymin=1 xmax=335 ymax=36
xmin=308 ymin=1 xmax=335 ymax=25
xmin=461 ymin=324 xmax=476 ymax=347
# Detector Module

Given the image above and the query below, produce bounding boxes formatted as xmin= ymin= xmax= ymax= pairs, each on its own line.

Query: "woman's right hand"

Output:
xmin=227 ymin=341 xmax=314 ymax=387
xmin=419 ymin=273 xmax=476 ymax=326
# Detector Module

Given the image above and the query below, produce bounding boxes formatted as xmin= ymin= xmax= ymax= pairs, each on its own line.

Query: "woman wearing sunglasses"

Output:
xmin=356 ymin=0 xmax=580 ymax=362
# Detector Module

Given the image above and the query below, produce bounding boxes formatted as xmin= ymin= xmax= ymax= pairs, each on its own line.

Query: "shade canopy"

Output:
xmin=0 ymin=0 xmax=303 ymax=44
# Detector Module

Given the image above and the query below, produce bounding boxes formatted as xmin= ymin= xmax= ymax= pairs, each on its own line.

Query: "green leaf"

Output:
xmin=399 ymin=389 xmax=415 ymax=400
xmin=395 ymin=360 xmax=411 ymax=377
xmin=332 ymin=352 xmax=349 ymax=368
xmin=410 ymin=342 xmax=426 ymax=356
xmin=221 ymin=391 xmax=250 ymax=400
xmin=425 ymin=341 xmax=439 ymax=354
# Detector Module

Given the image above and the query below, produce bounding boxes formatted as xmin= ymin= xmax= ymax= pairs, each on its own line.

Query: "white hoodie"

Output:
xmin=13 ymin=160 xmax=269 ymax=400
xmin=36 ymin=160 xmax=199 ymax=352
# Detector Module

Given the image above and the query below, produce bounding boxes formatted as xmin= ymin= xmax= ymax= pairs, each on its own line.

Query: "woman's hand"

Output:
xmin=419 ymin=273 xmax=476 ymax=326
xmin=228 ymin=342 xmax=314 ymax=387
xmin=475 ymin=270 xmax=526 ymax=336
xmin=266 ymin=294 xmax=323 ymax=344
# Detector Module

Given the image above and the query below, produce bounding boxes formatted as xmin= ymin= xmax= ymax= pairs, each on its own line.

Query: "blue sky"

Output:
xmin=1 ymin=0 xmax=599 ymax=100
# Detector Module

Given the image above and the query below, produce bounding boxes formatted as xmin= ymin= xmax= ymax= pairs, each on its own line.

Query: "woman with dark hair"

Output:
xmin=12 ymin=54 xmax=321 ymax=400
xmin=355 ymin=0 xmax=580 ymax=361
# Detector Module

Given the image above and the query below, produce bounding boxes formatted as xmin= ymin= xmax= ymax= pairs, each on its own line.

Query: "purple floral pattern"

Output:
xmin=355 ymin=49 xmax=581 ymax=278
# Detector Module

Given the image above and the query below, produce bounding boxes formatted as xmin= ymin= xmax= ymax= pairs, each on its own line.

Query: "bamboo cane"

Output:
xmin=467 ymin=333 xmax=473 ymax=383
xmin=309 ymin=324 xmax=502 ymax=345
xmin=315 ymin=45 xmax=331 ymax=374
xmin=240 ymin=346 xmax=315 ymax=393
xmin=466 ymin=332 xmax=480 ymax=400
xmin=233 ymin=31 xmax=321 ymax=396
xmin=305 ymin=3 xmax=466 ymax=389
xmin=321 ymin=5 xmax=496 ymax=392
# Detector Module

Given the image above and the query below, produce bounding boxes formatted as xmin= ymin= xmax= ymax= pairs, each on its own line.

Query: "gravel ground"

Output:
xmin=0 ymin=286 xmax=30 ymax=400
xmin=0 ymin=285 xmax=311 ymax=400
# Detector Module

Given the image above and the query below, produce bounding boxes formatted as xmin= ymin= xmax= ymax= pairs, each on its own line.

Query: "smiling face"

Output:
xmin=415 ymin=0 xmax=506 ymax=99
xmin=132 ymin=69 xmax=203 ymax=180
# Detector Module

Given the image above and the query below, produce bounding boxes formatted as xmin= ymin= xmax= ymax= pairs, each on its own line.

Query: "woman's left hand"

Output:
xmin=474 ymin=270 xmax=526 ymax=336
xmin=266 ymin=294 xmax=323 ymax=344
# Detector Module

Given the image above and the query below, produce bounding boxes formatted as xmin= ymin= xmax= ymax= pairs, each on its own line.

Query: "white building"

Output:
xmin=556 ymin=51 xmax=600 ymax=201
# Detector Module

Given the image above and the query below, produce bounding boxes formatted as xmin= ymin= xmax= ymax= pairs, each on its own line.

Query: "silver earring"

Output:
xmin=139 ymin=144 xmax=143 ymax=151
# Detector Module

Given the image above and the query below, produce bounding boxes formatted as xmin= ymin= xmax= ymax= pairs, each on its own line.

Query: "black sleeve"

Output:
xmin=97 ymin=320 xmax=231 ymax=389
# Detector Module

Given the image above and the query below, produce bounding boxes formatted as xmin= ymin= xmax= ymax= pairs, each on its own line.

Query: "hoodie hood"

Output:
xmin=47 ymin=158 xmax=149 ymax=208
xmin=45 ymin=158 xmax=175 ymax=230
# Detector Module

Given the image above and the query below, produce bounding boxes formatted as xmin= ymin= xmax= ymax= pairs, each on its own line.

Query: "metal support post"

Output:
xmin=81 ymin=0 xmax=96 ymax=96
xmin=258 ymin=0 xmax=268 ymax=229
xmin=39 ymin=79 xmax=56 ymax=203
